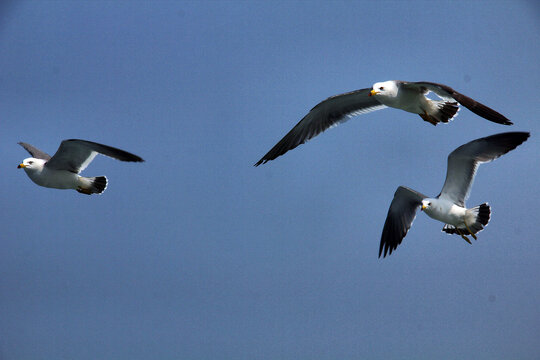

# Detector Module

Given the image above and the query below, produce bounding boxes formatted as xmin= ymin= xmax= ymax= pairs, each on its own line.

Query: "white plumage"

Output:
xmin=255 ymin=80 xmax=512 ymax=166
xmin=379 ymin=132 xmax=529 ymax=258
xmin=18 ymin=139 xmax=144 ymax=195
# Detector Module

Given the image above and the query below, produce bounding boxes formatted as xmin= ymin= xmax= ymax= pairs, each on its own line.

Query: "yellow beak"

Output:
xmin=18 ymin=163 xmax=26 ymax=168
xmin=369 ymin=89 xmax=379 ymax=97
xmin=421 ymin=204 xmax=426 ymax=211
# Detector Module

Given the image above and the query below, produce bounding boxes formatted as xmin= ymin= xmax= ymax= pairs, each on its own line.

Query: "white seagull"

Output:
xmin=379 ymin=132 xmax=529 ymax=258
xmin=255 ymin=80 xmax=513 ymax=166
xmin=18 ymin=139 xmax=144 ymax=195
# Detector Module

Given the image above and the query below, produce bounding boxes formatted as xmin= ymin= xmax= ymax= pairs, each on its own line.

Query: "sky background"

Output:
xmin=0 ymin=1 xmax=539 ymax=359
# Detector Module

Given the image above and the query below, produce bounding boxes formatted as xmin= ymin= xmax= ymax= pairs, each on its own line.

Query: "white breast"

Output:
xmin=424 ymin=199 xmax=467 ymax=226
xmin=26 ymin=167 xmax=80 ymax=190
xmin=376 ymin=86 xmax=426 ymax=114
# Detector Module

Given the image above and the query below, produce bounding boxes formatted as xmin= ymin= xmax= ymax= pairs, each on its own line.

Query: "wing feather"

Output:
xmin=379 ymin=186 xmax=426 ymax=258
xmin=439 ymin=132 xmax=529 ymax=206
xmin=18 ymin=142 xmax=52 ymax=160
xmin=254 ymin=89 xmax=385 ymax=166
xmin=45 ymin=139 xmax=144 ymax=173
xmin=407 ymin=81 xmax=512 ymax=125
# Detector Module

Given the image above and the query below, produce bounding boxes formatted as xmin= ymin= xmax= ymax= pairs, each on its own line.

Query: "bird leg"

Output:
xmin=464 ymin=221 xmax=478 ymax=240
xmin=455 ymin=228 xmax=472 ymax=244
xmin=419 ymin=110 xmax=438 ymax=126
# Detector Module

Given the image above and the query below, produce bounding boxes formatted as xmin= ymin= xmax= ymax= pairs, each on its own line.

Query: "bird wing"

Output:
xmin=18 ymin=142 xmax=52 ymax=160
xmin=254 ymin=88 xmax=386 ymax=166
xmin=379 ymin=186 xmax=426 ymax=258
xmin=403 ymin=81 xmax=512 ymax=125
xmin=439 ymin=132 xmax=530 ymax=206
xmin=45 ymin=139 xmax=144 ymax=173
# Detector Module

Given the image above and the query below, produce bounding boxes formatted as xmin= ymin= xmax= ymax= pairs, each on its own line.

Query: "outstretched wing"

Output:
xmin=45 ymin=139 xmax=144 ymax=173
xmin=439 ymin=132 xmax=529 ymax=206
xmin=404 ymin=81 xmax=513 ymax=125
xmin=379 ymin=186 xmax=426 ymax=258
xmin=254 ymin=88 xmax=385 ymax=166
xmin=18 ymin=142 xmax=52 ymax=160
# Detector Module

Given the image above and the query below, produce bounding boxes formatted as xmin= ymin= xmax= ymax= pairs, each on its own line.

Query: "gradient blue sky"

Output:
xmin=1 ymin=1 xmax=539 ymax=359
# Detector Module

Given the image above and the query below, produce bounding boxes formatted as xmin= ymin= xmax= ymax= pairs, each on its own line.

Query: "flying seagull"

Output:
xmin=378 ymin=132 xmax=529 ymax=258
xmin=18 ymin=139 xmax=144 ymax=195
xmin=255 ymin=80 xmax=513 ymax=166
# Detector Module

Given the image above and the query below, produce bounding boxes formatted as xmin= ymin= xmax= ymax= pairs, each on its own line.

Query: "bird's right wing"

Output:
xmin=407 ymin=81 xmax=513 ymax=125
xmin=46 ymin=139 xmax=144 ymax=173
xmin=254 ymin=88 xmax=385 ymax=166
xmin=379 ymin=186 xmax=426 ymax=258
xmin=439 ymin=132 xmax=530 ymax=206
xmin=18 ymin=142 xmax=52 ymax=160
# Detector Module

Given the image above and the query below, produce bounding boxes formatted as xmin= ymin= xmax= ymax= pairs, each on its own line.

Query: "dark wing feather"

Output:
xmin=46 ymin=139 xmax=144 ymax=173
xmin=379 ymin=186 xmax=426 ymax=258
xmin=408 ymin=81 xmax=512 ymax=125
xmin=439 ymin=132 xmax=529 ymax=206
xmin=18 ymin=142 xmax=52 ymax=160
xmin=254 ymin=89 xmax=385 ymax=166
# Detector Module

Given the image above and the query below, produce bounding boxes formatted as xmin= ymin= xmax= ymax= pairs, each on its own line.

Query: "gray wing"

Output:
xmin=254 ymin=88 xmax=386 ymax=166
xmin=439 ymin=132 xmax=529 ymax=206
xmin=379 ymin=186 xmax=426 ymax=258
xmin=18 ymin=142 xmax=52 ymax=160
xmin=45 ymin=139 xmax=144 ymax=173
xmin=404 ymin=81 xmax=513 ymax=125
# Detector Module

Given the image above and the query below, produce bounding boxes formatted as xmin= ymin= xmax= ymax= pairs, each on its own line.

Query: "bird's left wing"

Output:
xmin=45 ymin=139 xmax=144 ymax=173
xmin=254 ymin=88 xmax=385 ymax=166
xmin=18 ymin=142 xmax=52 ymax=160
xmin=379 ymin=186 xmax=426 ymax=258
xmin=404 ymin=81 xmax=513 ymax=125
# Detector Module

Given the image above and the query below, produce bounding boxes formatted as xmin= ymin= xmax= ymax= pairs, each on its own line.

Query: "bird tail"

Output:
xmin=420 ymin=101 xmax=459 ymax=125
xmin=77 ymin=176 xmax=108 ymax=195
xmin=442 ymin=203 xmax=491 ymax=235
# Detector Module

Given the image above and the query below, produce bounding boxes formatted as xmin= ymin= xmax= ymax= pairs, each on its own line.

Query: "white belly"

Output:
xmin=26 ymin=167 xmax=80 ymax=189
xmin=376 ymin=88 xmax=426 ymax=114
xmin=425 ymin=201 xmax=467 ymax=227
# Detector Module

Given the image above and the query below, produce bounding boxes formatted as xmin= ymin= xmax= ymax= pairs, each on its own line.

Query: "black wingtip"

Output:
xmin=495 ymin=116 xmax=513 ymax=126
xmin=128 ymin=155 xmax=145 ymax=163
xmin=482 ymin=115 xmax=513 ymax=126
xmin=477 ymin=112 xmax=513 ymax=126
xmin=490 ymin=131 xmax=530 ymax=147
xmin=115 ymin=153 xmax=144 ymax=163
xmin=444 ymin=90 xmax=514 ymax=126
xmin=378 ymin=243 xmax=390 ymax=258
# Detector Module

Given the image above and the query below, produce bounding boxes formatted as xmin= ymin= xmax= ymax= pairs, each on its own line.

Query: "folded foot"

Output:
xmin=456 ymin=228 xmax=472 ymax=244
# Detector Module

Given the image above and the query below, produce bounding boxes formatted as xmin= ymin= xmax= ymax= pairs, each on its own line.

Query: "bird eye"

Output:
xmin=379 ymin=87 xmax=384 ymax=90
xmin=28 ymin=161 xmax=33 ymax=165
xmin=428 ymin=202 xmax=432 ymax=206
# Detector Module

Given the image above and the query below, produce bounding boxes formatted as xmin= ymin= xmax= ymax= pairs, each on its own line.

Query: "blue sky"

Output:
xmin=1 ymin=1 xmax=539 ymax=359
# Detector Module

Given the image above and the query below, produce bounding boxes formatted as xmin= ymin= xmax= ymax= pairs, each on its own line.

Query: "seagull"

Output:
xmin=378 ymin=132 xmax=529 ymax=258
xmin=18 ymin=139 xmax=144 ymax=195
xmin=255 ymin=80 xmax=513 ymax=166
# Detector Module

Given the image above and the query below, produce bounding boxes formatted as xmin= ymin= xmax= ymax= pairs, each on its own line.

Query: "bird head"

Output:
xmin=18 ymin=158 xmax=45 ymax=171
xmin=369 ymin=80 xmax=398 ymax=97
xmin=421 ymin=199 xmax=433 ymax=211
